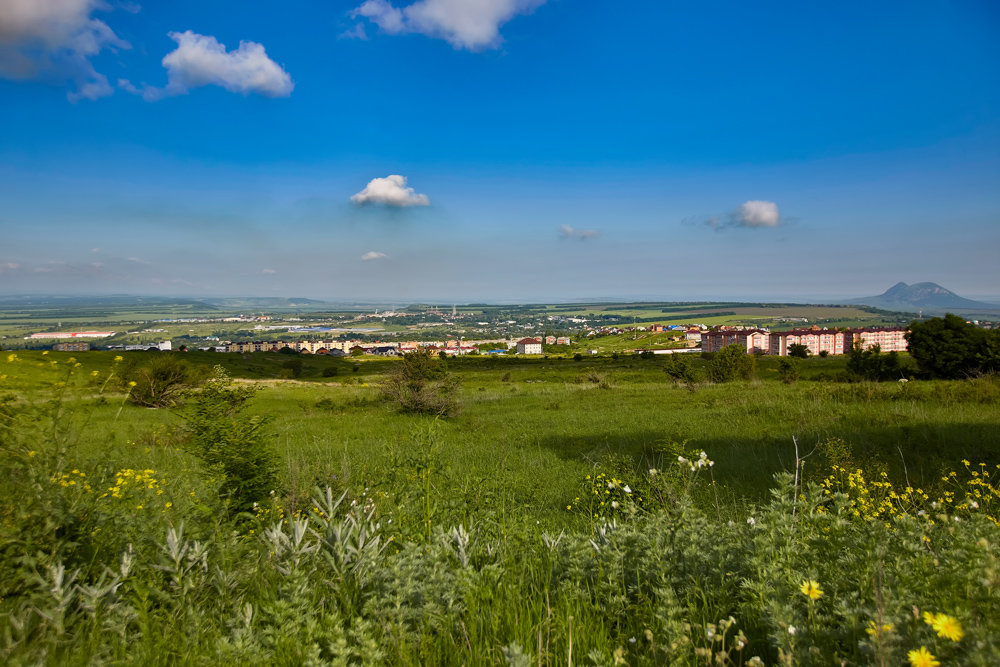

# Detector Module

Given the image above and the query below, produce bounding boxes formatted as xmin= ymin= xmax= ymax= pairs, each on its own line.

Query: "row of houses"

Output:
xmin=224 ymin=339 xmax=487 ymax=356
xmin=701 ymin=327 xmax=908 ymax=356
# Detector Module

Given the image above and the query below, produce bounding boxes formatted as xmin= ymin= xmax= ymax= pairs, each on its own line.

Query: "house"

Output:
xmin=544 ymin=335 xmax=557 ymax=345
xmin=556 ymin=336 xmax=571 ymax=345
xmin=516 ymin=337 xmax=543 ymax=354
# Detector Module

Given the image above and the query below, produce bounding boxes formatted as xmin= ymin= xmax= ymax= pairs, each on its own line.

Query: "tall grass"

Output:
xmin=1 ymin=351 xmax=998 ymax=663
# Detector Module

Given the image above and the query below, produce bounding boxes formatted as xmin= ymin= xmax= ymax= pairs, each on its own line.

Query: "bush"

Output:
xmin=707 ymin=344 xmax=756 ymax=382
xmin=778 ymin=359 xmax=800 ymax=384
xmin=663 ymin=354 xmax=699 ymax=384
xmin=178 ymin=367 xmax=277 ymax=517
xmin=379 ymin=350 xmax=460 ymax=417
xmin=119 ymin=354 xmax=203 ymax=407
xmin=847 ymin=344 xmax=906 ymax=381
xmin=788 ymin=343 xmax=810 ymax=359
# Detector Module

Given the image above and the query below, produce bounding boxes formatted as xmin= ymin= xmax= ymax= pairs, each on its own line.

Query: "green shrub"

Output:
xmin=178 ymin=367 xmax=278 ymax=517
xmin=708 ymin=344 xmax=756 ymax=382
xmin=379 ymin=350 xmax=460 ymax=417
xmin=119 ymin=354 xmax=203 ymax=407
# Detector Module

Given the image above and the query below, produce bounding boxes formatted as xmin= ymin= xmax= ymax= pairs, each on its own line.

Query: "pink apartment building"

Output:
xmin=701 ymin=327 xmax=908 ymax=356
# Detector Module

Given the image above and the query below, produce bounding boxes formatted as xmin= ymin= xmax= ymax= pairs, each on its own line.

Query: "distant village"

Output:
xmin=27 ymin=323 xmax=913 ymax=357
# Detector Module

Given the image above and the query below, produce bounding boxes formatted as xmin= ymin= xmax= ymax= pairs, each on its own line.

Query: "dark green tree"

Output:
xmin=778 ymin=359 xmax=800 ymax=384
xmin=379 ymin=349 xmax=460 ymax=417
xmin=905 ymin=314 xmax=1000 ymax=379
xmin=119 ymin=354 xmax=203 ymax=407
xmin=788 ymin=343 xmax=810 ymax=359
xmin=707 ymin=344 xmax=756 ymax=382
xmin=847 ymin=344 xmax=904 ymax=381
xmin=179 ymin=368 xmax=277 ymax=517
xmin=663 ymin=353 xmax=699 ymax=384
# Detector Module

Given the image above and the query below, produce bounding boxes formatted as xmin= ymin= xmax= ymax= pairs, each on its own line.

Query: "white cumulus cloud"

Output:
xmin=738 ymin=200 xmax=780 ymax=228
xmin=351 ymin=0 xmax=546 ymax=50
xmin=261 ymin=268 xmax=277 ymax=274
xmin=696 ymin=200 xmax=783 ymax=231
xmin=559 ymin=224 xmax=599 ymax=241
xmin=351 ymin=175 xmax=429 ymax=207
xmin=131 ymin=30 xmax=293 ymax=100
xmin=0 ymin=0 xmax=129 ymax=100
xmin=361 ymin=251 xmax=387 ymax=261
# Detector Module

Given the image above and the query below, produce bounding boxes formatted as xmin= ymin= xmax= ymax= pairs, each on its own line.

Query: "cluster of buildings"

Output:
xmin=700 ymin=326 xmax=908 ymax=356
xmin=224 ymin=338 xmax=501 ymax=356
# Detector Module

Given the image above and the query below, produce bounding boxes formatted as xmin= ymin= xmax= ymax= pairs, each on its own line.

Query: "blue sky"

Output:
xmin=1 ymin=0 xmax=999 ymax=302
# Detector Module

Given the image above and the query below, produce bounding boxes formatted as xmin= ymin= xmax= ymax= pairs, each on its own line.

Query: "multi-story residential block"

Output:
xmin=843 ymin=327 xmax=908 ymax=353
xmin=769 ymin=329 xmax=845 ymax=357
xmin=701 ymin=329 xmax=770 ymax=354
xmin=516 ymin=337 xmax=543 ymax=354
xmin=701 ymin=326 xmax=908 ymax=357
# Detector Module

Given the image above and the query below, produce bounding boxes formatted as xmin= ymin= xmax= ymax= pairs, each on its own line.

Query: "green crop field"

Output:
xmin=2 ymin=349 xmax=998 ymax=664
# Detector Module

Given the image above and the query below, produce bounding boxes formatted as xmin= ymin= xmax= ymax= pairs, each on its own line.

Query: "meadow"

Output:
xmin=2 ymin=349 xmax=998 ymax=665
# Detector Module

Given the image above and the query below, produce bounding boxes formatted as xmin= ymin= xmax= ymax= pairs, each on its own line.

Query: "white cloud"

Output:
xmin=0 ymin=262 xmax=20 ymax=273
xmin=351 ymin=0 xmax=546 ymax=50
xmin=738 ymin=200 xmax=780 ymax=228
xmin=0 ymin=0 xmax=129 ymax=100
xmin=559 ymin=224 xmax=599 ymax=241
xmin=351 ymin=175 xmax=429 ymax=207
xmin=132 ymin=30 xmax=293 ymax=100
xmin=361 ymin=251 xmax=387 ymax=261
xmin=696 ymin=200 xmax=783 ymax=231
xmin=261 ymin=268 xmax=277 ymax=274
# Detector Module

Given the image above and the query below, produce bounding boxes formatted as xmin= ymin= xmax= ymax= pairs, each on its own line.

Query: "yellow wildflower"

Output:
xmin=114 ymin=355 xmax=123 ymax=362
xmin=799 ymin=580 xmax=823 ymax=600
xmin=127 ymin=381 xmax=137 ymax=387
xmin=923 ymin=611 xmax=963 ymax=642
xmin=866 ymin=621 xmax=894 ymax=636
xmin=906 ymin=646 xmax=939 ymax=667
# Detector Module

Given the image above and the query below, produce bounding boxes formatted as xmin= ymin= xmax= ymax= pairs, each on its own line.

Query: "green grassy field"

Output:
xmin=2 ymin=349 xmax=998 ymax=664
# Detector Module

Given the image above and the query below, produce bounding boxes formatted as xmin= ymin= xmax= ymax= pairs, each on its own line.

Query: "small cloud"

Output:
xmin=127 ymin=256 xmax=150 ymax=264
xmin=738 ymin=200 xmax=780 ymax=227
xmin=91 ymin=261 xmax=104 ymax=269
xmin=351 ymin=0 xmax=547 ymax=50
xmin=559 ymin=224 xmax=599 ymax=241
xmin=351 ymin=175 xmax=429 ymax=207
xmin=694 ymin=200 xmax=783 ymax=231
xmin=361 ymin=251 xmax=387 ymax=261
xmin=90 ymin=247 xmax=101 ymax=253
xmin=261 ymin=268 xmax=277 ymax=274
xmin=0 ymin=262 xmax=20 ymax=273
xmin=33 ymin=266 xmax=52 ymax=273
xmin=130 ymin=30 xmax=293 ymax=100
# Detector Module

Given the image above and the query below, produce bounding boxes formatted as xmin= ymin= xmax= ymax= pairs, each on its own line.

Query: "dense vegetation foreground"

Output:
xmin=1 ymin=349 xmax=999 ymax=665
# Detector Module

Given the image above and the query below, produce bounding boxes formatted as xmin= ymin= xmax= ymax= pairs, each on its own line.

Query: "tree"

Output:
xmin=663 ymin=353 xmax=699 ymax=384
xmin=707 ymin=344 xmax=756 ymax=383
xmin=119 ymin=354 xmax=203 ymax=407
xmin=906 ymin=314 xmax=1000 ymax=379
xmin=788 ymin=343 xmax=810 ymax=359
xmin=379 ymin=349 xmax=460 ymax=417
xmin=778 ymin=359 xmax=799 ymax=384
xmin=847 ymin=344 xmax=904 ymax=381
xmin=179 ymin=368 xmax=277 ymax=517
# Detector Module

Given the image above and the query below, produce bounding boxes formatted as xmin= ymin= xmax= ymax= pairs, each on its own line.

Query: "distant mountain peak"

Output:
xmin=848 ymin=281 xmax=997 ymax=313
